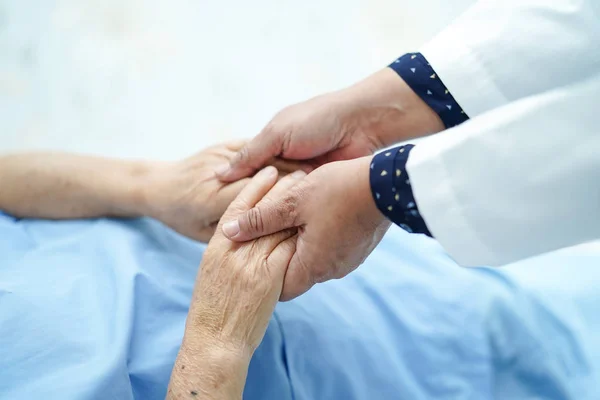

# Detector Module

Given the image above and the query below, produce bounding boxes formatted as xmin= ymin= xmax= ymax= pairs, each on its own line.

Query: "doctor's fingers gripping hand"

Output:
xmin=167 ymin=167 xmax=305 ymax=399
xmin=215 ymin=68 xmax=444 ymax=183
xmin=146 ymin=141 xmax=303 ymax=243
xmin=221 ymin=155 xmax=391 ymax=301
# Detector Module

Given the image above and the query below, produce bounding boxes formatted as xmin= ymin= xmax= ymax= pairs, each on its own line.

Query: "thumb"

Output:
xmin=222 ymin=190 xmax=300 ymax=242
xmin=216 ymin=128 xmax=284 ymax=182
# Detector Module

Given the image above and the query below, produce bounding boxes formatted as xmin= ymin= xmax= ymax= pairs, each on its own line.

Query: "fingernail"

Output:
xmin=214 ymin=163 xmax=230 ymax=177
xmin=258 ymin=165 xmax=278 ymax=178
xmin=291 ymin=170 xmax=307 ymax=179
xmin=222 ymin=220 xmax=240 ymax=238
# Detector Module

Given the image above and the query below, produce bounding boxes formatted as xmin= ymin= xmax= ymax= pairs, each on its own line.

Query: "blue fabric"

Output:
xmin=373 ymin=52 xmax=470 ymax=235
xmin=389 ymin=53 xmax=469 ymax=129
xmin=0 ymin=213 xmax=599 ymax=399
xmin=370 ymin=144 xmax=431 ymax=236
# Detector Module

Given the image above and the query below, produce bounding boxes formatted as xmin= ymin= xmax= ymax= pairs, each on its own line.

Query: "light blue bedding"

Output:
xmin=0 ymin=212 xmax=598 ymax=399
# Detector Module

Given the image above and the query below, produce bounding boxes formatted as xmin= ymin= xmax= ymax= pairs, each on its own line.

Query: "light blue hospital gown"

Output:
xmin=0 ymin=212 xmax=599 ymax=399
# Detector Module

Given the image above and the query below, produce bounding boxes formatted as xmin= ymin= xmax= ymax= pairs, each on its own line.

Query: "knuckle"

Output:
xmin=263 ymin=123 xmax=288 ymax=154
xmin=280 ymin=195 xmax=299 ymax=225
xmin=281 ymin=129 xmax=293 ymax=154
xmin=234 ymin=145 xmax=250 ymax=165
xmin=260 ymin=121 xmax=281 ymax=144
xmin=262 ymin=193 xmax=299 ymax=228
xmin=246 ymin=207 xmax=265 ymax=235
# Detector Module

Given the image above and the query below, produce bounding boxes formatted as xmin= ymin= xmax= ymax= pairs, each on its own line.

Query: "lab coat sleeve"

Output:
xmin=406 ymin=73 xmax=600 ymax=267
xmin=420 ymin=0 xmax=600 ymax=117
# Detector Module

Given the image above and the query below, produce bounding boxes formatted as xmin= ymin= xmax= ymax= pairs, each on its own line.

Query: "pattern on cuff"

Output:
xmin=369 ymin=144 xmax=432 ymax=236
xmin=389 ymin=52 xmax=469 ymax=129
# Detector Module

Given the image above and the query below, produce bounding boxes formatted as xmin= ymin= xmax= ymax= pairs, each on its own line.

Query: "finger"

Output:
xmin=253 ymin=227 xmax=298 ymax=262
xmin=247 ymin=172 xmax=305 ymax=253
xmin=264 ymin=233 xmax=298 ymax=289
xmin=223 ymin=140 xmax=248 ymax=152
xmin=192 ymin=178 xmax=251 ymax=234
xmin=211 ymin=148 xmax=238 ymax=161
xmin=256 ymin=170 xmax=306 ymax=208
xmin=268 ymin=158 xmax=314 ymax=175
xmin=221 ymin=172 xmax=304 ymax=242
xmin=205 ymin=142 xmax=248 ymax=161
xmin=218 ymin=166 xmax=279 ymax=228
xmin=239 ymin=231 xmax=297 ymax=351
xmin=279 ymin=250 xmax=314 ymax=301
xmin=213 ymin=177 xmax=251 ymax=211
xmin=208 ymin=141 xmax=248 ymax=161
xmin=215 ymin=128 xmax=284 ymax=182
xmin=206 ymin=169 xmax=304 ymax=233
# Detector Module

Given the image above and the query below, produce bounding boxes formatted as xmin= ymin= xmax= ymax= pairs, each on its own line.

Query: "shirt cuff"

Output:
xmin=389 ymin=52 xmax=469 ymax=129
xmin=369 ymin=145 xmax=431 ymax=236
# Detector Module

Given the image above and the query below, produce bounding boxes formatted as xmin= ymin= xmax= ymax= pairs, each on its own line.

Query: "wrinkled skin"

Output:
xmin=167 ymin=167 xmax=305 ymax=399
xmin=223 ymin=156 xmax=391 ymax=300
xmin=147 ymin=141 xmax=301 ymax=242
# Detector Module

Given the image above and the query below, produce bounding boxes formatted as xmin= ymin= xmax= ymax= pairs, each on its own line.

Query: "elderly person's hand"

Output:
xmin=215 ymin=69 xmax=443 ymax=182
xmin=221 ymin=155 xmax=391 ymax=301
xmin=146 ymin=141 xmax=300 ymax=242
xmin=0 ymin=142 xmax=300 ymax=244
xmin=166 ymin=166 xmax=305 ymax=399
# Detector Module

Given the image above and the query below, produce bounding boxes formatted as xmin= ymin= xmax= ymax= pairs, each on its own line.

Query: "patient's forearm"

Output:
xmin=167 ymin=333 xmax=250 ymax=399
xmin=0 ymin=152 xmax=156 ymax=219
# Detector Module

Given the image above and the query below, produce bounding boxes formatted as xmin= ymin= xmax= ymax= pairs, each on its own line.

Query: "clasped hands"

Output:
xmin=214 ymin=68 xmax=444 ymax=300
xmin=167 ymin=69 xmax=442 ymax=398
xmin=157 ymin=68 xmax=440 ymax=304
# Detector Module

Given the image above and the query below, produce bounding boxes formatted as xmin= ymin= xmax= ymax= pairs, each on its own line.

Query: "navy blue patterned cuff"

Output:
xmin=369 ymin=145 xmax=431 ymax=236
xmin=389 ymin=53 xmax=469 ymax=129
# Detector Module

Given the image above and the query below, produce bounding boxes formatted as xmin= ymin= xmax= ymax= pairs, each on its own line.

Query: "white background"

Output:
xmin=0 ymin=0 xmax=475 ymax=159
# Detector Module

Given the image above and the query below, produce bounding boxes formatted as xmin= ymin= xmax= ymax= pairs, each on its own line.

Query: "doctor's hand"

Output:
xmin=221 ymin=156 xmax=391 ymax=301
xmin=216 ymin=68 xmax=443 ymax=182
xmin=145 ymin=141 xmax=299 ymax=243
xmin=167 ymin=166 xmax=302 ymax=399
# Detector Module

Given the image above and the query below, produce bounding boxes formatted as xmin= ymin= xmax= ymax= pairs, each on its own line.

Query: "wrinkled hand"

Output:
xmin=167 ymin=167 xmax=305 ymax=399
xmin=146 ymin=141 xmax=299 ymax=242
xmin=222 ymin=156 xmax=391 ymax=300
xmin=217 ymin=69 xmax=443 ymax=182
xmin=187 ymin=166 xmax=304 ymax=352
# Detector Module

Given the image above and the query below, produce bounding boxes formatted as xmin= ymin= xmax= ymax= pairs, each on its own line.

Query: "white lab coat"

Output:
xmin=406 ymin=0 xmax=600 ymax=266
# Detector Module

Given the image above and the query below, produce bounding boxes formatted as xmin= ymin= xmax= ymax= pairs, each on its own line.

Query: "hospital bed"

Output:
xmin=0 ymin=212 xmax=598 ymax=399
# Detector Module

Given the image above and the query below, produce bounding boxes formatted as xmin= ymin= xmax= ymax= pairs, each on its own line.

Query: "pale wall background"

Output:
xmin=0 ymin=0 xmax=475 ymax=159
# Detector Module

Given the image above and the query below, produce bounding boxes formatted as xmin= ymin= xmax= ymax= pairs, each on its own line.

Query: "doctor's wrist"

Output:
xmin=342 ymin=68 xmax=444 ymax=148
xmin=388 ymin=52 xmax=469 ymax=130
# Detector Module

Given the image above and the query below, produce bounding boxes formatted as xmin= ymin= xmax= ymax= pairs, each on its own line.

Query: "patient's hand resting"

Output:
xmin=167 ymin=166 xmax=303 ymax=399
xmin=0 ymin=141 xmax=298 ymax=243
xmin=146 ymin=141 xmax=254 ymax=242
xmin=139 ymin=141 xmax=301 ymax=242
